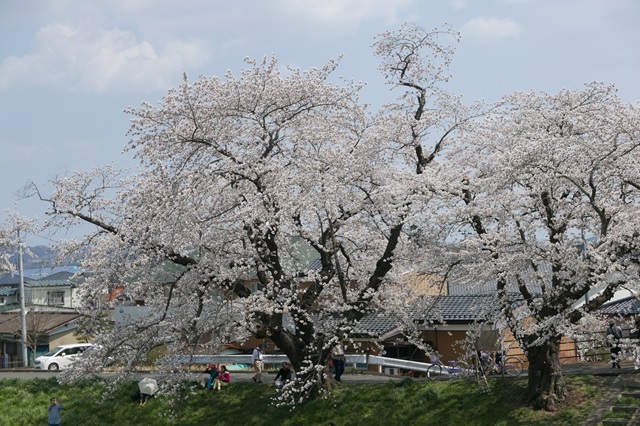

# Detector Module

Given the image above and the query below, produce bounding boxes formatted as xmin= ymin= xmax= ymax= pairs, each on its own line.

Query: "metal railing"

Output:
xmin=171 ymin=353 xmax=441 ymax=374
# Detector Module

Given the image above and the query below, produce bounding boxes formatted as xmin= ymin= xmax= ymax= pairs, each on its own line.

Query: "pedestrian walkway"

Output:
xmin=572 ymin=361 xmax=640 ymax=426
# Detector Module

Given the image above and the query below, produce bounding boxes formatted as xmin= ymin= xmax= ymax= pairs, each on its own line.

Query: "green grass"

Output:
xmin=617 ymin=395 xmax=640 ymax=406
xmin=0 ymin=375 xmax=608 ymax=426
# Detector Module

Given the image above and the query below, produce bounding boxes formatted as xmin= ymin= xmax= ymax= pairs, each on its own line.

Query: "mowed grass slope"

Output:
xmin=0 ymin=375 xmax=607 ymax=426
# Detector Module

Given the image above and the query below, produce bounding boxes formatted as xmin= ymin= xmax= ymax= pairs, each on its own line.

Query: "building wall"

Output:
xmin=28 ymin=287 xmax=75 ymax=309
xmin=417 ymin=325 xmax=579 ymax=367
xmin=48 ymin=330 xmax=83 ymax=350
xmin=420 ymin=329 xmax=469 ymax=362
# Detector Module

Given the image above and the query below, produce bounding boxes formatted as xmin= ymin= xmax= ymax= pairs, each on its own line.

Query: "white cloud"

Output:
xmin=460 ymin=17 xmax=523 ymax=41
xmin=0 ymin=23 xmax=209 ymax=93
xmin=278 ymin=0 xmax=413 ymax=28
xmin=450 ymin=0 xmax=467 ymax=10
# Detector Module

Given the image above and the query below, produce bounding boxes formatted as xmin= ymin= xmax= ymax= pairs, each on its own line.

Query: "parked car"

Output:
xmin=34 ymin=343 xmax=94 ymax=371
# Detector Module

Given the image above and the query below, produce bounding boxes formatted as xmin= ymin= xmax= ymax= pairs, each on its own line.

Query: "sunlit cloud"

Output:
xmin=0 ymin=23 xmax=209 ymax=93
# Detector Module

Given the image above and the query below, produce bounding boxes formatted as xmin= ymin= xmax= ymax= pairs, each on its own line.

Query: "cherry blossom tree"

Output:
xmin=35 ymin=23 xmax=475 ymax=402
xmin=443 ymin=82 xmax=640 ymax=409
xmin=0 ymin=224 xmax=12 ymax=273
xmin=0 ymin=212 xmax=38 ymax=273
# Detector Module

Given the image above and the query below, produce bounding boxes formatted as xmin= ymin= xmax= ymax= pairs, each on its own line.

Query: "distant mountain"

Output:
xmin=7 ymin=245 xmax=77 ymax=269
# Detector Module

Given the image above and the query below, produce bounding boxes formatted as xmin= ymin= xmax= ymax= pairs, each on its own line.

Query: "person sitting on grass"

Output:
xmin=213 ymin=365 xmax=231 ymax=391
xmin=274 ymin=362 xmax=292 ymax=388
xmin=205 ymin=363 xmax=219 ymax=390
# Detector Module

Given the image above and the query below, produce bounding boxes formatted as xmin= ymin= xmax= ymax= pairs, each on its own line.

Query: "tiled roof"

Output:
xmin=447 ymin=278 xmax=549 ymax=296
xmin=320 ymin=295 xmax=499 ymax=339
xmin=413 ymin=295 xmax=498 ymax=323
xmin=0 ymin=274 xmax=22 ymax=285
xmin=27 ymin=279 xmax=74 ymax=288
xmin=446 ymin=262 xmax=552 ymax=296
xmin=0 ymin=287 xmax=17 ymax=296
xmin=304 ymin=258 xmax=322 ymax=273
xmin=598 ymin=296 xmax=640 ymax=316
xmin=42 ymin=271 xmax=85 ymax=283
xmin=309 ymin=312 xmax=399 ymax=338
xmin=353 ymin=314 xmax=398 ymax=336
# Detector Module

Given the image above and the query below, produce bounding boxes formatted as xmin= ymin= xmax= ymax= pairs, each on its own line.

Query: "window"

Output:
xmin=250 ymin=283 xmax=264 ymax=293
xmin=61 ymin=347 xmax=78 ymax=356
xmin=48 ymin=291 xmax=65 ymax=306
xmin=0 ymin=297 xmax=5 ymax=305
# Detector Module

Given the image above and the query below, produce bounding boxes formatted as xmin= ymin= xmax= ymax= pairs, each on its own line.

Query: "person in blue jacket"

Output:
xmin=205 ymin=363 xmax=219 ymax=390
xmin=48 ymin=397 xmax=63 ymax=426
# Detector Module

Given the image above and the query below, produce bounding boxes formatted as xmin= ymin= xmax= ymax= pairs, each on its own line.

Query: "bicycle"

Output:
xmin=426 ymin=354 xmax=471 ymax=380
xmin=477 ymin=352 xmax=524 ymax=377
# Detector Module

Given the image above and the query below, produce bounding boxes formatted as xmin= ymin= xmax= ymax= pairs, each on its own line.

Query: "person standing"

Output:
xmin=331 ymin=343 xmax=346 ymax=382
xmin=251 ymin=343 xmax=264 ymax=383
xmin=606 ymin=319 xmax=623 ymax=369
xmin=47 ymin=397 xmax=63 ymax=426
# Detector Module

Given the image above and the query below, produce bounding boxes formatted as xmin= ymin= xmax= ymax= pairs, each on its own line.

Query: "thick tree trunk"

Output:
xmin=525 ymin=337 xmax=566 ymax=411
xmin=269 ymin=330 xmax=327 ymax=402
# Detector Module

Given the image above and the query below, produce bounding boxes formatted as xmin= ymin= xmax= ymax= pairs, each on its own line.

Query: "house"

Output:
xmin=0 ymin=268 xmax=85 ymax=367
xmin=0 ymin=311 xmax=82 ymax=367
xmin=0 ymin=269 xmax=83 ymax=312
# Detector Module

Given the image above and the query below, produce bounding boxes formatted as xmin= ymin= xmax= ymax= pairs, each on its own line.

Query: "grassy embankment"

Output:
xmin=0 ymin=375 xmax=607 ymax=426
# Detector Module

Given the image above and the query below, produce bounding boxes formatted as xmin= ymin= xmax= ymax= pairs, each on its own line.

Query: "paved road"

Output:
xmin=2 ymin=360 xmax=636 ymax=382
xmin=0 ymin=369 xmax=399 ymax=384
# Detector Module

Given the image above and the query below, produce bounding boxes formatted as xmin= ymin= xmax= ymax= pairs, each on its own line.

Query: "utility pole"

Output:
xmin=18 ymin=229 xmax=28 ymax=367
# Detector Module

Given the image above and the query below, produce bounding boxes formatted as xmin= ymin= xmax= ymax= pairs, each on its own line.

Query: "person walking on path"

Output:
xmin=47 ymin=397 xmax=63 ymax=426
xmin=332 ymin=343 xmax=346 ymax=382
xmin=631 ymin=319 xmax=640 ymax=370
xmin=606 ymin=319 xmax=623 ymax=369
xmin=252 ymin=343 xmax=264 ymax=383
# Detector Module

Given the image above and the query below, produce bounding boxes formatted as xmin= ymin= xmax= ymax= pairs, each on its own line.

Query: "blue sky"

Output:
xmin=1 ymin=0 xmax=638 ymax=244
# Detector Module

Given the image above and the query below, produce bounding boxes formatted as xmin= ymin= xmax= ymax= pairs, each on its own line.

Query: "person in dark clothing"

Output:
xmin=631 ymin=319 xmax=640 ymax=370
xmin=606 ymin=319 xmax=623 ymax=369
xmin=274 ymin=362 xmax=292 ymax=388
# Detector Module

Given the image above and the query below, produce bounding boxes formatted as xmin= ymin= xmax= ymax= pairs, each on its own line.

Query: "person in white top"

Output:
xmin=331 ymin=343 xmax=346 ymax=382
xmin=251 ymin=343 xmax=264 ymax=383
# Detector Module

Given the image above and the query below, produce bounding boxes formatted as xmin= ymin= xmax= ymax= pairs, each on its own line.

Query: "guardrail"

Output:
xmin=170 ymin=354 xmax=441 ymax=374
xmin=367 ymin=355 xmax=435 ymax=373
xmin=171 ymin=354 xmax=290 ymax=364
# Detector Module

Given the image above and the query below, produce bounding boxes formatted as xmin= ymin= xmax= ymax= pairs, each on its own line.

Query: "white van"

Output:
xmin=34 ymin=343 xmax=94 ymax=370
